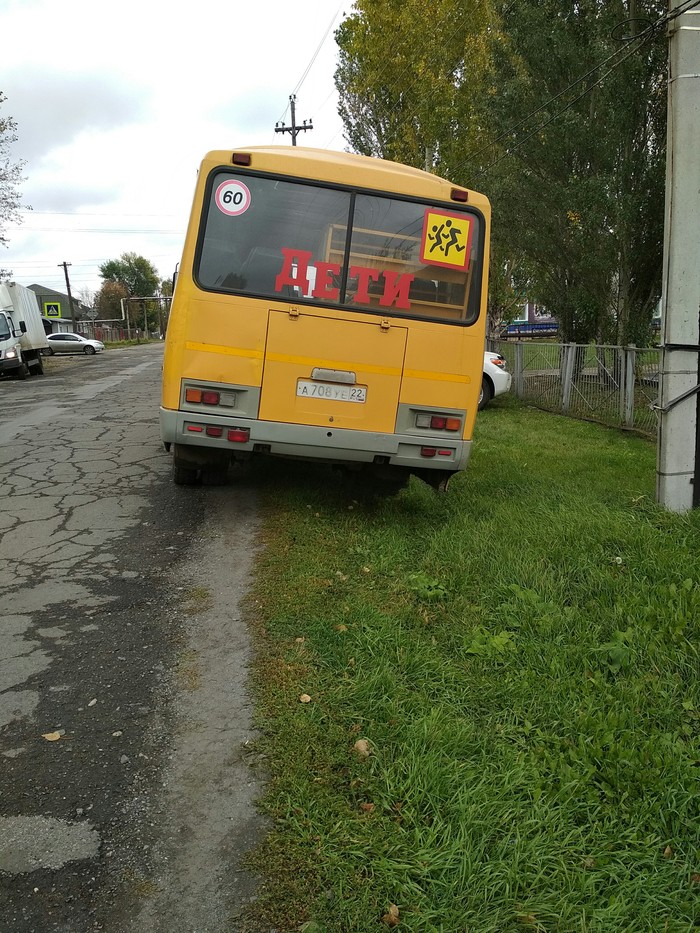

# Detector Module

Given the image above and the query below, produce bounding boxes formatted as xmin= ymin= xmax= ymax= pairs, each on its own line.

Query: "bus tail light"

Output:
xmin=206 ymin=426 xmax=223 ymax=437
xmin=421 ymin=447 xmax=437 ymax=458
xmin=185 ymin=387 xmax=221 ymax=405
xmin=228 ymin=428 xmax=250 ymax=443
xmin=415 ymin=413 xmax=462 ymax=432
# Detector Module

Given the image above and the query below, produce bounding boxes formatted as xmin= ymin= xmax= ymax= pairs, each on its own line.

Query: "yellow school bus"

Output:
xmin=161 ymin=147 xmax=490 ymax=491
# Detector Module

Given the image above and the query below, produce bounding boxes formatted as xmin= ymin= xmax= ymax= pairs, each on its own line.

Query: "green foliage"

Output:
xmin=98 ymin=251 xmax=160 ymax=298
xmin=244 ymin=400 xmax=700 ymax=932
xmin=0 ymin=91 xmax=25 ymax=260
xmin=334 ymin=0 xmax=495 ymax=170
xmin=94 ymin=279 xmax=128 ymax=320
xmin=476 ymin=0 xmax=667 ymax=344
xmin=334 ymin=0 xmax=668 ymax=344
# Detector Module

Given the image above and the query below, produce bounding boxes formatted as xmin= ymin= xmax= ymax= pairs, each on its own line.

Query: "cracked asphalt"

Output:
xmin=0 ymin=344 xmax=267 ymax=932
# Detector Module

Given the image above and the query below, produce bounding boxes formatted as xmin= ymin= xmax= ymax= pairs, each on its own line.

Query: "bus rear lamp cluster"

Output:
xmin=421 ymin=447 xmax=453 ymax=458
xmin=415 ymin=413 xmax=461 ymax=431
xmin=186 ymin=387 xmax=220 ymax=405
xmin=186 ymin=424 xmax=250 ymax=443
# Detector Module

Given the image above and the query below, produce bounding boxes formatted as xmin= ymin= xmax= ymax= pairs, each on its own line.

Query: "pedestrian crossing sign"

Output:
xmin=420 ymin=209 xmax=473 ymax=271
xmin=44 ymin=302 xmax=62 ymax=318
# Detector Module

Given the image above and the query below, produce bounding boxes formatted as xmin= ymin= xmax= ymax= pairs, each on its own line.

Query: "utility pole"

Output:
xmin=656 ymin=1 xmax=700 ymax=511
xmin=274 ymin=95 xmax=313 ymax=146
xmin=59 ymin=261 xmax=78 ymax=332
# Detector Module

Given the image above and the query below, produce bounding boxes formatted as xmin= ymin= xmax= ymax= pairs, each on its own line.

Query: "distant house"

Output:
xmin=503 ymin=300 xmax=558 ymax=337
xmin=28 ymin=284 xmax=94 ymax=334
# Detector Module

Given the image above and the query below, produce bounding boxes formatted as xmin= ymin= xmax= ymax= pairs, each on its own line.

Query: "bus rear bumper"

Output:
xmin=160 ymin=408 xmax=471 ymax=472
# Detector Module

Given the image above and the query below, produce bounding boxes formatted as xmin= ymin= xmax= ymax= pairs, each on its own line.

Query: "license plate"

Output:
xmin=297 ymin=380 xmax=367 ymax=403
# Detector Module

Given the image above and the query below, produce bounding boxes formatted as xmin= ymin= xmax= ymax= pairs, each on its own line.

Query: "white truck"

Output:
xmin=0 ymin=282 xmax=50 ymax=379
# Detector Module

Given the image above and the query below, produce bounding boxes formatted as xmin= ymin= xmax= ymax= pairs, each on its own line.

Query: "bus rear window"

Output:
xmin=196 ymin=171 xmax=483 ymax=323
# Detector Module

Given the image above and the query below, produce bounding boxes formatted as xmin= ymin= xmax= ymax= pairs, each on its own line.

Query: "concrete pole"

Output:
xmin=656 ymin=2 xmax=700 ymax=511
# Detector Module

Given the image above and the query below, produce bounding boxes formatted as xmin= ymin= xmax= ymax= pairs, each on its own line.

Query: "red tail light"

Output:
xmin=206 ymin=426 xmax=223 ymax=437
xmin=201 ymin=390 xmax=220 ymax=405
xmin=227 ymin=428 xmax=250 ymax=443
xmin=421 ymin=447 xmax=437 ymax=458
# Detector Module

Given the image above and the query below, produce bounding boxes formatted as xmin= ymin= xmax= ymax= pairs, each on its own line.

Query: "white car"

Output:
xmin=45 ymin=333 xmax=105 ymax=355
xmin=480 ymin=351 xmax=512 ymax=409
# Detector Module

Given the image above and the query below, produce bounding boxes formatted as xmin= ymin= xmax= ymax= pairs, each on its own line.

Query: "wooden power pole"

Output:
xmin=275 ymin=95 xmax=313 ymax=146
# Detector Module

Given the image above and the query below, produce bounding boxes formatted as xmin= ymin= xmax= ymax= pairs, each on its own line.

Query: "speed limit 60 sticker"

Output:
xmin=214 ymin=179 xmax=251 ymax=216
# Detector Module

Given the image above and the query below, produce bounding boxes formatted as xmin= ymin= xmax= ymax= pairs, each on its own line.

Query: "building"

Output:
xmin=28 ymin=285 xmax=94 ymax=333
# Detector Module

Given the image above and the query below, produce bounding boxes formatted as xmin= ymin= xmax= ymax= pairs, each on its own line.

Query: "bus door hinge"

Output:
xmin=380 ymin=319 xmax=391 ymax=332
xmin=288 ymin=306 xmax=300 ymax=320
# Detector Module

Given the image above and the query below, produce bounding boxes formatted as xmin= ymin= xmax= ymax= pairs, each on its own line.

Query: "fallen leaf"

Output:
xmin=335 ymin=624 xmax=348 ymax=633
xmin=295 ymin=637 xmax=305 ymax=644
xmin=691 ymin=873 xmax=700 ymax=884
xmin=382 ymin=904 xmax=400 ymax=926
xmin=42 ymin=732 xmax=62 ymax=742
xmin=359 ymin=802 xmax=375 ymax=812
xmin=353 ymin=738 xmax=371 ymax=758
xmin=362 ymin=566 xmax=371 ymax=574
xmin=299 ymin=694 xmax=312 ymax=704
xmin=663 ymin=845 xmax=673 ymax=859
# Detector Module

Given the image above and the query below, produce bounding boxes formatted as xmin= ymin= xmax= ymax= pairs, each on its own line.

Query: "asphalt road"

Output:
xmin=0 ymin=344 xmax=267 ymax=932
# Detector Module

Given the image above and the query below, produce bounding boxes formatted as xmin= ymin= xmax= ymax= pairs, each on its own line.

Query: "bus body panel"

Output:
xmin=161 ymin=147 xmax=491 ymax=488
xmin=159 ymin=408 xmax=471 ymax=472
xmin=259 ymin=310 xmax=407 ymax=433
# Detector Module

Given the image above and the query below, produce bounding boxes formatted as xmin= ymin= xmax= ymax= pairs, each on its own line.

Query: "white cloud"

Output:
xmin=0 ymin=0 xmax=348 ymax=295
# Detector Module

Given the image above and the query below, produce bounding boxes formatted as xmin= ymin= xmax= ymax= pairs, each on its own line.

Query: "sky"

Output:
xmin=0 ymin=0 xmax=349 ymax=301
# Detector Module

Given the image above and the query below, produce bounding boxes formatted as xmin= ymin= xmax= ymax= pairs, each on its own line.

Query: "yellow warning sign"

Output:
xmin=420 ymin=209 xmax=473 ymax=271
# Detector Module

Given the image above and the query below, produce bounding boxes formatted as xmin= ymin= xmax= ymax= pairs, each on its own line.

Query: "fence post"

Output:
xmin=618 ymin=346 xmax=627 ymax=425
xmin=625 ymin=345 xmax=637 ymax=428
xmin=561 ymin=344 xmax=576 ymax=413
xmin=515 ymin=342 xmax=524 ymax=398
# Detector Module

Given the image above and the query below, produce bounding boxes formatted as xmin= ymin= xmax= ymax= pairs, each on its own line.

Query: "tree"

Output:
xmin=99 ymin=252 xmax=160 ymax=298
xmin=94 ymin=280 xmax=128 ymax=320
xmin=334 ymin=0 xmax=667 ymax=345
xmin=0 ymin=92 xmax=25 ymax=278
xmin=473 ymin=0 xmax=667 ymax=344
xmin=334 ymin=0 xmax=495 ymax=173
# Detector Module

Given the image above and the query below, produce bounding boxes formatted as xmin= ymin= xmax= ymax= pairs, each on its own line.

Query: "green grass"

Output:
xmin=243 ymin=396 xmax=700 ymax=933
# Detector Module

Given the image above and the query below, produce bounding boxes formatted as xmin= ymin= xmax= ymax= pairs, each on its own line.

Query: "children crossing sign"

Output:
xmin=420 ymin=209 xmax=473 ymax=271
xmin=44 ymin=302 xmax=62 ymax=318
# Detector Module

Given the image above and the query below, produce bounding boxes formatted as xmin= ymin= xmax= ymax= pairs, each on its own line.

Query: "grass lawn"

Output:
xmin=243 ymin=396 xmax=699 ymax=933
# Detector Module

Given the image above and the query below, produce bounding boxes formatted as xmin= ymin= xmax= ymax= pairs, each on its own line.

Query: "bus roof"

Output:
xmin=201 ymin=147 xmax=490 ymax=213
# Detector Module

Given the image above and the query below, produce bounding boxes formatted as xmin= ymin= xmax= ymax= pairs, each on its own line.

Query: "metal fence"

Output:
xmin=489 ymin=340 xmax=661 ymax=437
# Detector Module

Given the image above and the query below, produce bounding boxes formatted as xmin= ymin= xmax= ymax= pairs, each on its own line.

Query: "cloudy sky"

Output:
xmin=1 ymin=0 xmax=348 ymax=300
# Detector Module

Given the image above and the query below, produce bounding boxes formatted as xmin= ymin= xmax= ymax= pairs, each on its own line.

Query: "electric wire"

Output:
xmin=276 ymin=5 xmax=343 ymax=127
xmin=469 ymin=0 xmax=700 ymax=179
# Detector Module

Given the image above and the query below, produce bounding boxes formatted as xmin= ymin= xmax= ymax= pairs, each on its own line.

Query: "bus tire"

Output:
xmin=173 ymin=462 xmax=199 ymax=485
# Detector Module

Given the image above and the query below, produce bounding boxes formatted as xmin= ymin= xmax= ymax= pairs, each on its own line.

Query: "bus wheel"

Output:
xmin=173 ymin=462 xmax=199 ymax=485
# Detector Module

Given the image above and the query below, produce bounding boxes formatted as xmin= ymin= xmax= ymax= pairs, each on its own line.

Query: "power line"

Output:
xmin=459 ymin=0 xmax=700 ymax=179
xmin=292 ymin=5 xmax=342 ymax=98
